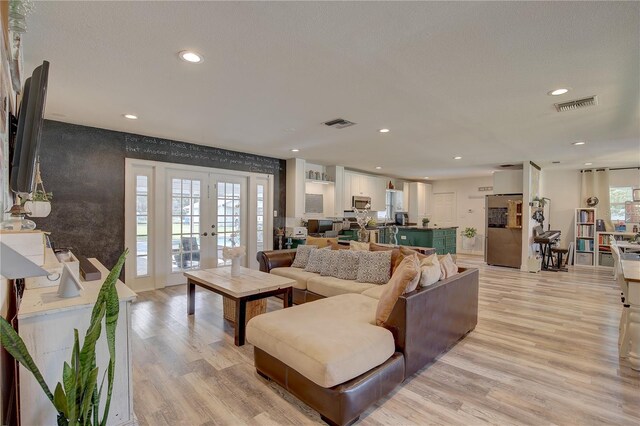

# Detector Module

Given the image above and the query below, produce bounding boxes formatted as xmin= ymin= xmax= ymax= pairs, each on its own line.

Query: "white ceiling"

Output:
xmin=23 ymin=1 xmax=640 ymax=180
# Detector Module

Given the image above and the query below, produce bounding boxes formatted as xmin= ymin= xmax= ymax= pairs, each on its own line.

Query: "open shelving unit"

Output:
xmin=574 ymin=208 xmax=596 ymax=266
xmin=595 ymin=231 xmax=637 ymax=267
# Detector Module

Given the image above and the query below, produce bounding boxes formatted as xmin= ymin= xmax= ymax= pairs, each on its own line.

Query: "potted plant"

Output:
xmin=461 ymin=227 xmax=477 ymax=250
xmin=23 ymin=189 xmax=53 ymax=218
xmin=0 ymin=250 xmax=127 ymax=426
xmin=422 ymin=217 xmax=430 ymax=228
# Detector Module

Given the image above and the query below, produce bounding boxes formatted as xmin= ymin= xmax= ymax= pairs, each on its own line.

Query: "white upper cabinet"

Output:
xmin=343 ymin=171 xmax=387 ymax=211
xmin=407 ymin=182 xmax=432 ymax=223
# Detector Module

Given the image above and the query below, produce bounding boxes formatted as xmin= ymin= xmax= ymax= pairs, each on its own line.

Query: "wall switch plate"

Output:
xmin=273 ymin=210 xmax=278 ymax=217
xmin=400 ymin=235 xmax=407 ymax=240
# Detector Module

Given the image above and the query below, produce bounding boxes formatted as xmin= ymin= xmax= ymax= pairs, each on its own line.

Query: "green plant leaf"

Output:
xmin=78 ymin=301 xmax=105 ymax=391
xmin=62 ymin=362 xmax=77 ymax=425
xmin=99 ymin=249 xmax=128 ymax=425
xmin=0 ymin=317 xmax=55 ymax=404
xmin=80 ymin=366 xmax=99 ymax=423
xmin=54 ymin=382 xmax=69 ymax=418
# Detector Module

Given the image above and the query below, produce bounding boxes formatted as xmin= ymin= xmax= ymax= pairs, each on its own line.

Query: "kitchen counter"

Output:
xmin=379 ymin=226 xmax=458 ymax=254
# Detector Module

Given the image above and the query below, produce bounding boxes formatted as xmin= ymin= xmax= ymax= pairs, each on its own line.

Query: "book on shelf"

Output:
xmin=576 ymin=239 xmax=594 ymax=252
xmin=577 ymin=209 xmax=595 ymax=223
xmin=576 ymin=224 xmax=594 ymax=237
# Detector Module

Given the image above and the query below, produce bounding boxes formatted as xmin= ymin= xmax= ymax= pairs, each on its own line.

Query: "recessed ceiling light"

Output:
xmin=423 ymin=176 xmax=429 ymax=179
xmin=549 ymin=88 xmax=569 ymax=96
xmin=290 ymin=148 xmax=299 ymax=152
xmin=178 ymin=50 xmax=203 ymax=63
xmin=572 ymin=141 xmax=586 ymax=146
xmin=379 ymin=129 xmax=390 ymax=133
xmin=453 ymin=156 xmax=462 ymax=160
xmin=584 ymin=162 xmax=593 ymax=166
xmin=123 ymin=114 xmax=138 ymax=120
xmin=375 ymin=166 xmax=382 ymax=170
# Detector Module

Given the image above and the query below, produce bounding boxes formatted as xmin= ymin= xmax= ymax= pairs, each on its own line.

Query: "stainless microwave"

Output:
xmin=352 ymin=196 xmax=371 ymax=210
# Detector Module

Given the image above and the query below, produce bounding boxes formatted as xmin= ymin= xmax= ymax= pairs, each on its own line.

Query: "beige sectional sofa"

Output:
xmin=248 ymin=248 xmax=479 ymax=426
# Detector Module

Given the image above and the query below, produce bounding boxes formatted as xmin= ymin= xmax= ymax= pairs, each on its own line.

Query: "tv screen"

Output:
xmin=9 ymin=61 xmax=50 ymax=195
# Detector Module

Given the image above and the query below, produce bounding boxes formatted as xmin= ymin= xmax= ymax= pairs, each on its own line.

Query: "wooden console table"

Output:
xmin=17 ymin=258 xmax=137 ymax=425
xmin=184 ymin=266 xmax=294 ymax=346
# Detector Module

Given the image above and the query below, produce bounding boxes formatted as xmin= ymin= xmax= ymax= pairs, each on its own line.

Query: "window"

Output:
xmin=136 ymin=175 xmax=149 ymax=276
xmin=610 ymin=186 xmax=633 ymax=221
xmin=257 ymin=184 xmax=265 ymax=252
xmin=217 ymin=182 xmax=242 ymax=266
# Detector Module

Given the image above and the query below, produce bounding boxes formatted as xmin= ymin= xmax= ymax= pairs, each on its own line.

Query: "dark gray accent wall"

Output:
xmin=35 ymin=120 xmax=286 ymax=270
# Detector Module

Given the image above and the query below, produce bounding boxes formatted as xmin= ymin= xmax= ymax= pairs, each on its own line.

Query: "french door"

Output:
xmin=125 ymin=160 xmax=272 ymax=291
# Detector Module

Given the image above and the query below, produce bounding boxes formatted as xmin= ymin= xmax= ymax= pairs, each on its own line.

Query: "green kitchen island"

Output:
xmin=379 ymin=226 xmax=458 ymax=255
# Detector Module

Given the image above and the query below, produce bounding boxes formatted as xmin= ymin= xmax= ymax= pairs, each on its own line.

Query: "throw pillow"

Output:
xmin=291 ymin=245 xmax=318 ymax=269
xmin=399 ymin=246 xmax=429 ymax=260
xmin=334 ymin=250 xmax=360 ymax=280
xmin=370 ymin=243 xmax=401 ymax=275
xmin=320 ymin=250 xmax=340 ymax=276
xmin=356 ymin=251 xmax=392 ymax=284
xmin=375 ymin=254 xmax=420 ymax=326
xmin=440 ymin=253 xmax=458 ymax=279
xmin=306 ymin=236 xmax=338 ymax=248
xmin=305 ymin=247 xmax=331 ymax=273
xmin=350 ymin=241 xmax=370 ymax=251
xmin=419 ymin=254 xmax=441 ymax=287
xmin=329 ymin=240 xmax=350 ymax=250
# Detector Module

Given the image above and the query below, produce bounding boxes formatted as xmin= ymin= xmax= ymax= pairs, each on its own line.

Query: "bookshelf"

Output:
xmin=595 ymin=231 xmax=636 ymax=267
xmin=574 ymin=208 xmax=596 ymax=266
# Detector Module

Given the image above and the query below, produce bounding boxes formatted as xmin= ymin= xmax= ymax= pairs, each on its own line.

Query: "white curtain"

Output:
xmin=581 ymin=168 xmax=613 ymax=231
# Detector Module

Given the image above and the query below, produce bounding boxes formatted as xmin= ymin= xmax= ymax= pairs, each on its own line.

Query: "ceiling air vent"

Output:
xmin=324 ymin=118 xmax=356 ymax=129
xmin=554 ymin=96 xmax=598 ymax=112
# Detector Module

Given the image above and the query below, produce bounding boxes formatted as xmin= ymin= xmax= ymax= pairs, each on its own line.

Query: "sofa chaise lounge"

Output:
xmin=247 ymin=249 xmax=479 ymax=426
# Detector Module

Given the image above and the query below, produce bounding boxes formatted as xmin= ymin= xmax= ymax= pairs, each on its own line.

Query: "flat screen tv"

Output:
xmin=9 ymin=60 xmax=50 ymax=195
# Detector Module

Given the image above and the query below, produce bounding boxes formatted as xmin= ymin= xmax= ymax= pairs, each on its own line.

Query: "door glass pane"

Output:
xmin=257 ymin=184 xmax=265 ymax=252
xmin=171 ymin=178 xmax=201 ymax=272
xmin=217 ymin=180 xmax=242 ymax=266
xmin=136 ymin=175 xmax=149 ymax=276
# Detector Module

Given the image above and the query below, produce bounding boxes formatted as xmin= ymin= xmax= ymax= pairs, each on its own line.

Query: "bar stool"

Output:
xmin=551 ymin=247 xmax=569 ymax=271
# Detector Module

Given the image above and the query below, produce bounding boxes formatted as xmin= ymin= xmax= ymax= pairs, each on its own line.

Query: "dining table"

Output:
xmin=621 ymin=252 xmax=640 ymax=371
xmin=617 ymin=241 xmax=640 ymax=253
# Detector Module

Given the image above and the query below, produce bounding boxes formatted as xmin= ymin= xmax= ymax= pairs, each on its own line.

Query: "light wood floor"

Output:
xmin=131 ymin=256 xmax=640 ymax=425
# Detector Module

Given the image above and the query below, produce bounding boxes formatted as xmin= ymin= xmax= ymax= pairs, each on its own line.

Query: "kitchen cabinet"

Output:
xmin=396 ymin=227 xmax=457 ymax=255
xmin=407 ymin=182 xmax=432 ymax=223
xmin=343 ymin=172 xmax=387 ymax=212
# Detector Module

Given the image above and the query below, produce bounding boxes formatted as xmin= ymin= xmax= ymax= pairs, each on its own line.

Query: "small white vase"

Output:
xmin=231 ymin=257 xmax=241 ymax=276
xmin=462 ymin=236 xmax=475 ymax=250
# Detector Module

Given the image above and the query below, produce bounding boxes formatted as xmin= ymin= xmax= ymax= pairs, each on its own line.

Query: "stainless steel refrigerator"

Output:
xmin=485 ymin=194 xmax=523 ymax=268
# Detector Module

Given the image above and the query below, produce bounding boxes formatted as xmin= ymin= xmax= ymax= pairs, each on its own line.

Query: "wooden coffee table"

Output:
xmin=184 ymin=266 xmax=295 ymax=346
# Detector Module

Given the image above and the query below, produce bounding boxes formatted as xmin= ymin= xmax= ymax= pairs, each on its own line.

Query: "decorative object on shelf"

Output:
xmin=57 ymin=262 xmax=84 ymax=298
xmin=0 ymin=249 xmax=128 ymax=426
xmin=461 ymin=227 xmax=477 ymax=250
xmin=388 ymin=181 xmax=395 ymax=190
xmin=0 ymin=203 xmax=36 ymax=230
xmin=586 ymin=196 xmax=599 ymax=207
xmin=223 ymin=246 xmax=246 ymax=276
xmin=353 ymin=203 xmax=372 ymax=242
xmin=422 ymin=217 xmax=430 ymax=228
xmin=23 ymin=161 xmax=52 ymax=218
xmin=315 ymin=171 xmax=321 ymax=180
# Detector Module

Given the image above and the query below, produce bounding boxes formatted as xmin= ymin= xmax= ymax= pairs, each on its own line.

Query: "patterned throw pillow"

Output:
xmin=356 ymin=251 xmax=392 ymax=284
xmin=320 ymin=250 xmax=340 ymax=276
xmin=334 ymin=250 xmax=361 ymax=280
xmin=305 ymin=247 xmax=331 ymax=273
xmin=419 ymin=254 xmax=442 ymax=288
xmin=291 ymin=245 xmax=318 ymax=269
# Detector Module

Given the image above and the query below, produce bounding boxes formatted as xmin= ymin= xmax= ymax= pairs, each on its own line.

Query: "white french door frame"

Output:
xmin=125 ymin=159 xmax=274 ymax=291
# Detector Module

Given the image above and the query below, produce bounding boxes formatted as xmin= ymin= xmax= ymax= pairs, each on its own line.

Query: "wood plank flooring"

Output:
xmin=131 ymin=256 xmax=640 ymax=425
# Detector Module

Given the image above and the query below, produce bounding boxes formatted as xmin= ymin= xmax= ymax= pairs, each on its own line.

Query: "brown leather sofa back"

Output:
xmin=385 ymin=267 xmax=479 ymax=378
xmin=257 ymin=249 xmax=296 ymax=272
